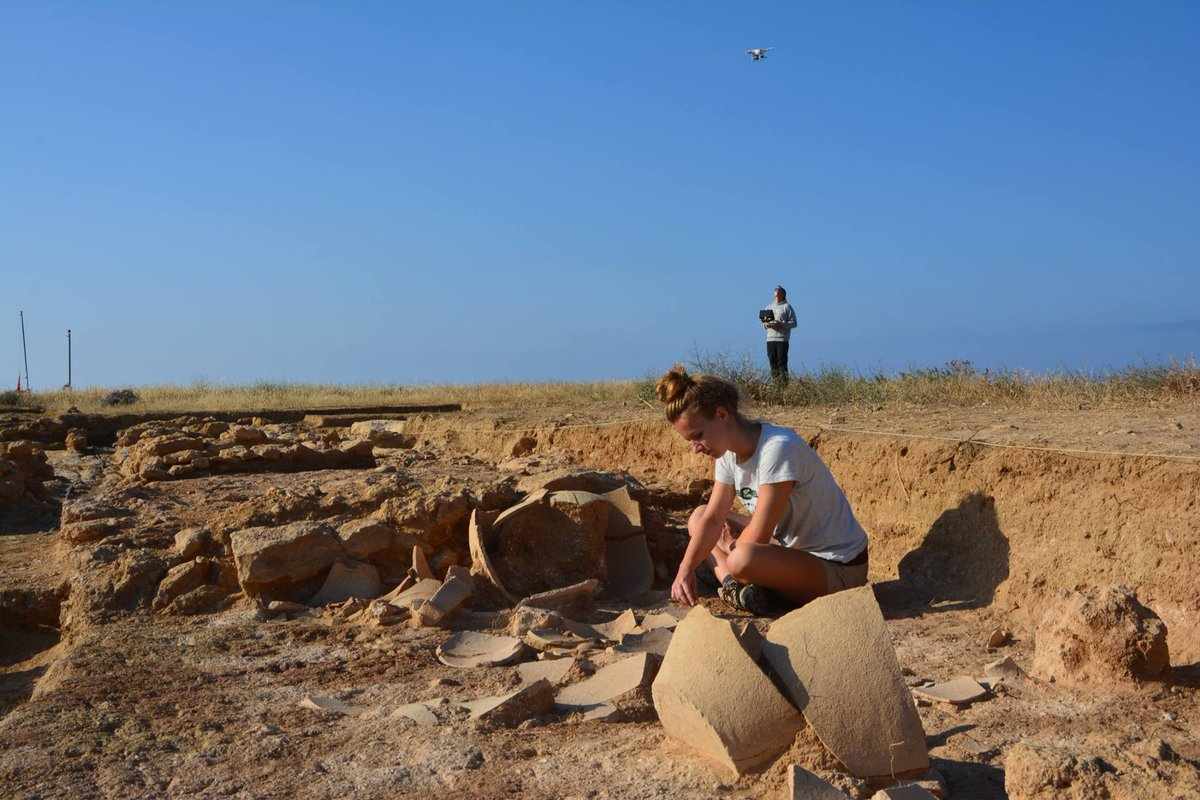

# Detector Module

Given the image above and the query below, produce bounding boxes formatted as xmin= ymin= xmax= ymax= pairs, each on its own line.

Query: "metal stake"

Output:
xmin=19 ymin=310 xmax=30 ymax=392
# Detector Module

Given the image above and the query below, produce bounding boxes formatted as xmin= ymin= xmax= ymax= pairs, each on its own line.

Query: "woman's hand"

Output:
xmin=671 ymin=569 xmax=698 ymax=607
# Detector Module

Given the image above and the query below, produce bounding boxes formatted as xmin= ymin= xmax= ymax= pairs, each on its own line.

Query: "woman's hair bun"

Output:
xmin=654 ymin=364 xmax=694 ymax=405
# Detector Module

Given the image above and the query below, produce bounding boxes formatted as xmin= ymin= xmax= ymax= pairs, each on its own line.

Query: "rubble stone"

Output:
xmin=336 ymin=519 xmax=394 ymax=560
xmin=230 ymin=521 xmax=345 ymax=599
xmin=151 ymin=558 xmax=212 ymax=611
xmin=174 ymin=527 xmax=213 ymax=559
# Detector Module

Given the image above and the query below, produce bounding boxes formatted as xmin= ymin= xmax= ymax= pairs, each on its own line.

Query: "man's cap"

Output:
xmin=774 ymin=284 xmax=785 ymax=292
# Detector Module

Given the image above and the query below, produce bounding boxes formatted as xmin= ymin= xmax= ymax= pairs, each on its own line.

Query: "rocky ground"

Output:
xmin=1 ymin=402 xmax=1199 ymax=799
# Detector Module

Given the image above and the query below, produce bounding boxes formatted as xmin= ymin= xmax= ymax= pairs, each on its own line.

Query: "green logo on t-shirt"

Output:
xmin=739 ymin=487 xmax=757 ymax=502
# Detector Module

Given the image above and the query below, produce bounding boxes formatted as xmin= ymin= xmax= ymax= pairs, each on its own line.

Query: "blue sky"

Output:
xmin=3 ymin=2 xmax=1197 ymax=388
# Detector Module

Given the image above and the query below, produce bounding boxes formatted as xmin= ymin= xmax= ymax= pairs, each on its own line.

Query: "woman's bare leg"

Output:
xmin=724 ymin=541 xmax=830 ymax=605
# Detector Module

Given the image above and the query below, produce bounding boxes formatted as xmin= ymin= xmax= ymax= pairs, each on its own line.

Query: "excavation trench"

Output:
xmin=399 ymin=414 xmax=1200 ymax=661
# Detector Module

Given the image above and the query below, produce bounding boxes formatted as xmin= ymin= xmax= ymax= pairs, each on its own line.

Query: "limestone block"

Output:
xmin=337 ymin=519 xmax=394 ymax=560
xmin=230 ymin=521 xmax=344 ymax=597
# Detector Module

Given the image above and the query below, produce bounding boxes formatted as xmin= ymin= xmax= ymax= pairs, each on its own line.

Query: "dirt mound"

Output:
xmin=1031 ymin=585 xmax=1169 ymax=687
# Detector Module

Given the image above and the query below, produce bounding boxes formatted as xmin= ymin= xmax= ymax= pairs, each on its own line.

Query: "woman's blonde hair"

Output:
xmin=654 ymin=365 xmax=740 ymax=423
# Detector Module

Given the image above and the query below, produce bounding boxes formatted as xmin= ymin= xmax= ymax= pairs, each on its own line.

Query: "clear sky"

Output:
xmin=3 ymin=2 xmax=1198 ymax=388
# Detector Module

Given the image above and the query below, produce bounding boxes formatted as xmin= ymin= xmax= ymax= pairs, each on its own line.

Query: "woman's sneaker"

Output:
xmin=717 ymin=576 xmax=780 ymax=617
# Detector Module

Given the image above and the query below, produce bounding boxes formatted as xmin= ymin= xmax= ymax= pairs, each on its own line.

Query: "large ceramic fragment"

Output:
xmin=651 ymin=606 xmax=804 ymax=778
xmin=605 ymin=532 xmax=654 ymax=599
xmin=554 ymin=652 xmax=658 ymax=711
xmin=308 ymin=560 xmax=381 ymax=606
xmin=460 ymin=678 xmax=555 ymax=727
xmin=517 ymin=657 xmax=577 ymax=686
xmin=437 ymin=631 xmax=527 ymax=668
xmin=467 ymin=509 xmax=518 ymax=603
xmin=412 ymin=571 xmax=474 ymax=626
xmin=383 ymin=577 xmax=442 ymax=609
xmin=762 ymin=586 xmax=929 ymax=779
xmin=517 ymin=578 xmax=599 ymax=612
xmin=493 ymin=491 xmax=608 ymax=597
xmin=612 ymin=628 xmax=673 ymax=657
xmin=591 ymin=609 xmax=640 ymax=642
xmin=911 ymin=676 xmax=988 ymax=706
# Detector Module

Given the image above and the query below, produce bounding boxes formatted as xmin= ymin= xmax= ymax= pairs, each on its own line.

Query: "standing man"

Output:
xmin=763 ymin=285 xmax=797 ymax=383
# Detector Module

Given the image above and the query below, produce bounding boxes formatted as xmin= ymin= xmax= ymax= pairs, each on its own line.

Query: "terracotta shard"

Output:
xmin=437 ymin=631 xmax=527 ymax=668
xmin=299 ymin=695 xmax=361 ymax=716
xmin=517 ymin=657 xmax=577 ymax=686
xmin=412 ymin=573 xmax=474 ymax=627
xmin=555 ymin=652 xmax=659 ymax=711
xmin=652 ymin=606 xmax=804 ymax=778
xmin=870 ymin=785 xmax=938 ymax=799
xmin=580 ymin=703 xmax=619 ymax=722
xmin=601 ymin=485 xmax=643 ymax=531
xmin=308 ymin=560 xmax=381 ymax=606
xmin=640 ymin=612 xmax=681 ymax=632
xmin=787 ymin=764 xmax=849 ymax=799
xmin=524 ymin=628 xmax=588 ymax=651
xmin=383 ymin=577 xmax=442 ymax=609
xmin=762 ymin=586 xmax=929 ymax=779
xmin=460 ymin=678 xmax=555 ymax=727
xmin=467 ymin=509 xmax=518 ymax=603
xmin=517 ymin=579 xmax=600 ymax=612
xmin=612 ymin=628 xmax=674 ymax=657
xmin=591 ymin=609 xmax=640 ymax=642
xmin=911 ymin=676 xmax=988 ymax=706
xmin=411 ymin=545 xmax=435 ymax=580
xmin=983 ymin=655 xmax=1024 ymax=680
xmin=493 ymin=489 xmax=549 ymax=528
xmin=392 ymin=702 xmax=439 ymax=726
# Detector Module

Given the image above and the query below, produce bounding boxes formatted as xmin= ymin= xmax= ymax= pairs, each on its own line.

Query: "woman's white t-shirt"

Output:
xmin=714 ymin=422 xmax=868 ymax=563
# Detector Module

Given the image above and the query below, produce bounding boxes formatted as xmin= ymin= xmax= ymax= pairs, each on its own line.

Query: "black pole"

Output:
xmin=67 ymin=329 xmax=72 ymax=389
xmin=19 ymin=310 xmax=30 ymax=392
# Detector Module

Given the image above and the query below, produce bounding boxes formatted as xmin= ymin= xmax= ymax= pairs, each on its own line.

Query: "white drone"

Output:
xmin=746 ymin=47 xmax=773 ymax=61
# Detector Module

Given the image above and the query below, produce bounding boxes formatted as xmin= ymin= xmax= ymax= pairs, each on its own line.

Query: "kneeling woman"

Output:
xmin=657 ymin=366 xmax=869 ymax=615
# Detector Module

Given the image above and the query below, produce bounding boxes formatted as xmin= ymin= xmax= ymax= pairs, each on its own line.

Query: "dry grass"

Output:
xmin=6 ymin=357 xmax=1198 ymax=416
xmin=16 ymin=381 xmax=641 ymax=415
xmin=634 ymin=354 xmax=1200 ymax=411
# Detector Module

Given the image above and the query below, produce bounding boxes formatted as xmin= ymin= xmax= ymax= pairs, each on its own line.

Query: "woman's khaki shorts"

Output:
xmin=819 ymin=554 xmax=869 ymax=592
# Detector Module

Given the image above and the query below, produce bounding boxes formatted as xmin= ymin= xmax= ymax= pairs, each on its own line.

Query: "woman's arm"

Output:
xmin=737 ymin=480 xmax=796 ymax=545
xmin=679 ymin=481 xmax=735 ymax=575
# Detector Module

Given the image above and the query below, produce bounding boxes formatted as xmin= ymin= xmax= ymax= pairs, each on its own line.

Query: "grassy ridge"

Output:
xmin=4 ymin=358 xmax=1198 ymax=414
xmin=649 ymin=354 xmax=1200 ymax=409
